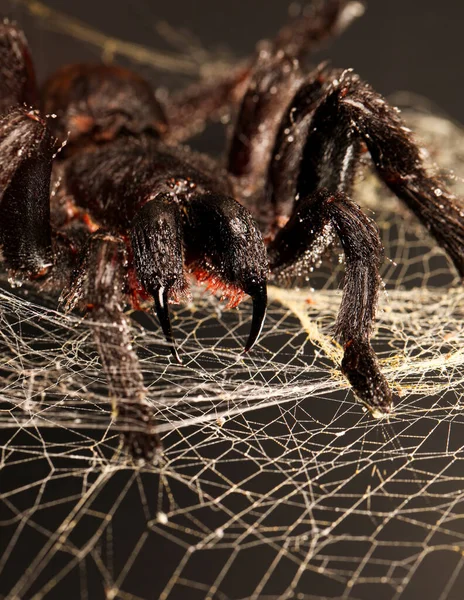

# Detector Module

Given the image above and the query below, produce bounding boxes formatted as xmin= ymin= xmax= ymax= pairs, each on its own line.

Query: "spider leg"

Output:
xmin=266 ymin=74 xmax=392 ymax=411
xmin=163 ymin=65 xmax=251 ymax=144
xmin=272 ymin=70 xmax=464 ymax=277
xmin=226 ymin=50 xmax=306 ymax=225
xmin=60 ymin=232 xmax=160 ymax=462
xmin=0 ymin=20 xmax=38 ymax=113
xmin=0 ymin=23 xmax=55 ymax=277
xmin=333 ymin=73 xmax=464 ymax=277
xmin=0 ymin=107 xmax=55 ymax=277
xmin=269 ymin=190 xmax=390 ymax=413
xmin=268 ymin=67 xmax=346 ymax=226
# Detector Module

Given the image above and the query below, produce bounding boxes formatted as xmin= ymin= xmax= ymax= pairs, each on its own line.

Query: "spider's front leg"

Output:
xmin=0 ymin=108 xmax=55 ymax=277
xmin=61 ymin=232 xmax=160 ymax=462
xmin=269 ymin=190 xmax=390 ymax=412
xmin=0 ymin=21 xmax=55 ymax=278
xmin=264 ymin=72 xmax=389 ymax=409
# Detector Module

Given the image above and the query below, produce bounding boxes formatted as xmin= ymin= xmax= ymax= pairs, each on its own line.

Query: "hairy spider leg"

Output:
xmin=0 ymin=23 xmax=55 ymax=277
xmin=0 ymin=19 xmax=38 ymax=113
xmin=270 ymin=70 xmax=464 ymax=277
xmin=0 ymin=108 xmax=55 ymax=277
xmin=267 ymin=67 xmax=344 ymax=226
xmin=227 ymin=49 xmax=305 ymax=225
xmin=267 ymin=79 xmax=390 ymax=410
xmin=269 ymin=188 xmax=389 ymax=412
xmin=61 ymin=232 xmax=161 ymax=462
xmin=333 ymin=72 xmax=464 ymax=277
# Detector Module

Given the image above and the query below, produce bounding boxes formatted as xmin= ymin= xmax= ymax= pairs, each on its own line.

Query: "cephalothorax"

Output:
xmin=1 ymin=0 xmax=463 ymax=461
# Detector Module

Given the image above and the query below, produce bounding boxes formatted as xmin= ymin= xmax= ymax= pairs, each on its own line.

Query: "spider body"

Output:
xmin=1 ymin=0 xmax=463 ymax=461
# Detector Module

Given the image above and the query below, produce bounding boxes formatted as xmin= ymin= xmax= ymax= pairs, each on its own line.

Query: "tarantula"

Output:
xmin=1 ymin=0 xmax=463 ymax=461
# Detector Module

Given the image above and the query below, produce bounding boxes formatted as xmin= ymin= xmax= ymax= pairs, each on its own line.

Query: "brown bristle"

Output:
xmin=127 ymin=267 xmax=152 ymax=311
xmin=194 ymin=267 xmax=245 ymax=308
xmin=128 ymin=268 xmax=190 ymax=310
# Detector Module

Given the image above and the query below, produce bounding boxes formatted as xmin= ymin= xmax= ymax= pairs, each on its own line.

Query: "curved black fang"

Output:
xmin=243 ymin=284 xmax=267 ymax=354
xmin=154 ymin=287 xmax=182 ymax=364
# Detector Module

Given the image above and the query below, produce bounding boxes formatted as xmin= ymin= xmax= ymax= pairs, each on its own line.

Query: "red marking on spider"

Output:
xmin=275 ymin=215 xmax=289 ymax=229
xmin=193 ymin=268 xmax=245 ymax=309
xmin=30 ymin=265 xmax=52 ymax=279
xmin=63 ymin=199 xmax=100 ymax=232
xmin=127 ymin=268 xmax=151 ymax=311
xmin=69 ymin=114 xmax=94 ymax=136
xmin=82 ymin=213 xmax=100 ymax=233
xmin=168 ymin=281 xmax=191 ymax=305
xmin=25 ymin=109 xmax=42 ymax=123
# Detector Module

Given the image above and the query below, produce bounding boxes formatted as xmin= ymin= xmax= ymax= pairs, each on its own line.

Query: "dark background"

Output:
xmin=5 ymin=0 xmax=464 ymax=124
xmin=1 ymin=2 xmax=464 ymax=600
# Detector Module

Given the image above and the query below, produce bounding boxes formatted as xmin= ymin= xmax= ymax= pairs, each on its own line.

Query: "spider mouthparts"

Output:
xmin=243 ymin=284 xmax=267 ymax=354
xmin=154 ymin=287 xmax=182 ymax=365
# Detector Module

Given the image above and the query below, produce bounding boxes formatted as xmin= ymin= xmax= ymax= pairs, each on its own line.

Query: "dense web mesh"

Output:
xmin=1 ymin=6 xmax=464 ymax=600
xmin=1 ymin=108 xmax=463 ymax=600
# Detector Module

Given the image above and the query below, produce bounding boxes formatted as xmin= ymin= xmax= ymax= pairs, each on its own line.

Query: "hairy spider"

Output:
xmin=1 ymin=0 xmax=463 ymax=461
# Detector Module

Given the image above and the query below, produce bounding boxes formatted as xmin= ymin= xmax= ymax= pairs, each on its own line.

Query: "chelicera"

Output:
xmin=1 ymin=0 xmax=463 ymax=461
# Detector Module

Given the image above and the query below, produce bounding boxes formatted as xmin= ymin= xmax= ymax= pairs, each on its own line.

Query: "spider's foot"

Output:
xmin=116 ymin=403 xmax=162 ymax=465
xmin=341 ymin=339 xmax=393 ymax=416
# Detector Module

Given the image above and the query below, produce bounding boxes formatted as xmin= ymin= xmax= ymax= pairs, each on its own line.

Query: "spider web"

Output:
xmin=2 ymin=8 xmax=464 ymax=600
xmin=1 ymin=108 xmax=463 ymax=600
